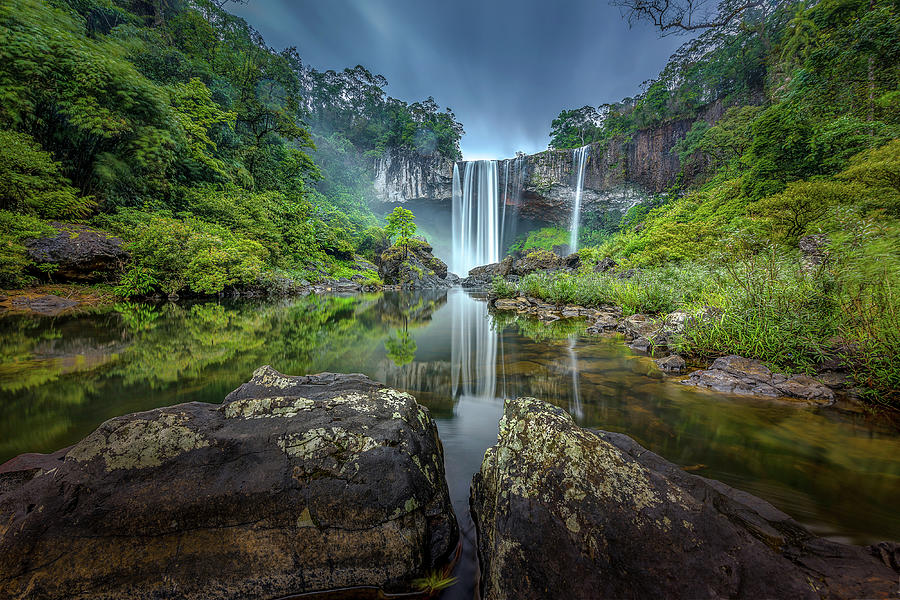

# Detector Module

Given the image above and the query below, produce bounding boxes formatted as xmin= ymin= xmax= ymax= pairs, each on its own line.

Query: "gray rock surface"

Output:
xmin=0 ymin=368 xmax=457 ymax=599
xmin=682 ymin=355 xmax=835 ymax=404
xmin=471 ymin=397 xmax=898 ymax=600
xmin=26 ymin=223 xmax=127 ymax=282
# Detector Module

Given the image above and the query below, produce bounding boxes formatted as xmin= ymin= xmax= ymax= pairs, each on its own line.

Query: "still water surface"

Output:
xmin=2 ymin=288 xmax=899 ymax=597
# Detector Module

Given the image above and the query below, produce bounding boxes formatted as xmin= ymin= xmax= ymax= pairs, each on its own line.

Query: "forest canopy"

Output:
xmin=0 ymin=0 xmax=463 ymax=291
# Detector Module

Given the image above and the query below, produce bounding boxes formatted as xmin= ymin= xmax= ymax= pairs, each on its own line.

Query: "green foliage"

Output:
xmin=384 ymin=207 xmax=417 ymax=255
xmin=680 ymin=249 xmax=838 ymax=373
xmin=114 ymin=266 xmax=158 ymax=298
xmin=384 ymin=330 xmax=417 ymax=366
xmin=102 ymin=209 xmax=266 ymax=294
xmin=0 ymin=209 xmax=54 ymax=287
xmin=508 ymin=226 xmax=569 ymax=255
xmin=517 ymin=269 xmax=686 ymax=315
xmin=549 ymin=106 xmax=601 ymax=149
xmin=491 ymin=275 xmax=518 ymax=299
xmin=0 ymin=130 xmax=94 ymax=219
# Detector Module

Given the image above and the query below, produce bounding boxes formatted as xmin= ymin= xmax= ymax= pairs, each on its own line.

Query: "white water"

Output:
xmin=569 ymin=145 xmax=590 ymax=252
xmin=450 ymin=289 xmax=498 ymax=398
xmin=451 ymin=160 xmax=500 ymax=275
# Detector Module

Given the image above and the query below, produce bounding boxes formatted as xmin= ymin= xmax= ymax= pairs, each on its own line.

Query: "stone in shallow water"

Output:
xmin=0 ymin=367 xmax=457 ymax=600
xmin=682 ymin=355 xmax=835 ymax=405
xmin=655 ymin=354 xmax=686 ymax=373
xmin=471 ymin=397 xmax=898 ymax=600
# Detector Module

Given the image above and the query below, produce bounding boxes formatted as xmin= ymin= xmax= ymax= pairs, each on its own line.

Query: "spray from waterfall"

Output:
xmin=569 ymin=145 xmax=590 ymax=252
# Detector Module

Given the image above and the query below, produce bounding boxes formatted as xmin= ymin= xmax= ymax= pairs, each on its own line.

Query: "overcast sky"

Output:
xmin=231 ymin=0 xmax=687 ymax=160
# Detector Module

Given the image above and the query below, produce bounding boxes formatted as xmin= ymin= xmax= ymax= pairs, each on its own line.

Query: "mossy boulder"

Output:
xmin=0 ymin=368 xmax=458 ymax=599
xmin=26 ymin=222 xmax=127 ymax=282
xmin=379 ymin=238 xmax=450 ymax=288
xmin=471 ymin=397 xmax=898 ymax=599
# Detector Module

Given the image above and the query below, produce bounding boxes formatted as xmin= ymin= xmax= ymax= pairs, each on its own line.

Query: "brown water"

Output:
xmin=1 ymin=288 xmax=898 ymax=598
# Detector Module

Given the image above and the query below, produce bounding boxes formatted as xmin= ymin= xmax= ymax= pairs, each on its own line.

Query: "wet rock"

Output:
xmin=628 ymin=336 xmax=652 ymax=352
xmin=562 ymin=252 xmax=581 ymax=270
xmin=10 ymin=294 xmax=78 ymax=316
xmin=620 ymin=313 xmax=659 ymax=339
xmin=493 ymin=297 xmax=529 ymax=311
xmin=616 ymin=267 xmax=640 ymax=279
xmin=655 ymin=354 xmax=686 ymax=373
xmin=26 ymin=223 xmax=127 ymax=282
xmin=682 ymin=355 xmax=835 ymax=405
xmin=593 ymin=256 xmax=618 ymax=273
xmin=0 ymin=368 xmax=457 ymax=599
xmin=586 ymin=312 xmax=620 ymax=333
xmin=468 ymin=256 xmax=515 ymax=279
xmin=471 ymin=397 xmax=898 ymax=600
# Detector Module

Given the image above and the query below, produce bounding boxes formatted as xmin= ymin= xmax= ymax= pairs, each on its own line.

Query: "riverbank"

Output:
xmin=482 ymin=252 xmax=899 ymax=412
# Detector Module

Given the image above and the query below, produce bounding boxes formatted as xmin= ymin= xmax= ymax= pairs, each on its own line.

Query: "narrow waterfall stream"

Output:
xmin=570 ymin=145 xmax=590 ymax=252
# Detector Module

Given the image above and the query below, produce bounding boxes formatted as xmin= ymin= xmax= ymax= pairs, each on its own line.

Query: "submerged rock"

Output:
xmin=471 ymin=397 xmax=898 ymax=600
xmin=26 ymin=223 xmax=127 ymax=282
xmin=682 ymin=355 xmax=835 ymax=405
xmin=0 ymin=367 xmax=457 ymax=599
xmin=10 ymin=294 xmax=78 ymax=316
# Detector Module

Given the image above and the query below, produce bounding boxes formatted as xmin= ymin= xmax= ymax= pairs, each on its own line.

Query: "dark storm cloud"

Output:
xmin=230 ymin=0 xmax=686 ymax=159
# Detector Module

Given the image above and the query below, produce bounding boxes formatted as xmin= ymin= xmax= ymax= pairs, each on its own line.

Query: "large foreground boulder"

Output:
xmin=0 ymin=367 xmax=457 ymax=599
xmin=26 ymin=223 xmax=127 ymax=282
xmin=471 ymin=397 xmax=898 ymax=600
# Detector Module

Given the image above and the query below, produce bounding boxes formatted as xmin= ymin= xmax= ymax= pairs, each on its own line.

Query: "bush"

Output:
xmin=680 ymin=251 xmax=838 ymax=373
xmin=102 ymin=209 xmax=266 ymax=294
xmin=491 ymin=276 xmax=518 ymax=298
xmin=0 ymin=209 xmax=54 ymax=287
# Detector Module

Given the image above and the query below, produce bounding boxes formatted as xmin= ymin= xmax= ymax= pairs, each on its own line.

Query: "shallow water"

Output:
xmin=1 ymin=288 xmax=899 ymax=598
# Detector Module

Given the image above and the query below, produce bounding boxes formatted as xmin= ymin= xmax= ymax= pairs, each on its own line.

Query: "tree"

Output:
xmin=611 ymin=0 xmax=782 ymax=35
xmin=385 ymin=206 xmax=417 ymax=257
xmin=549 ymin=106 xmax=601 ymax=149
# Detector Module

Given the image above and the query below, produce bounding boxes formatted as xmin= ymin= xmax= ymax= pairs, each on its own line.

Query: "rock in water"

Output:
xmin=471 ymin=397 xmax=898 ymax=600
xmin=0 ymin=367 xmax=458 ymax=599
xmin=26 ymin=222 xmax=127 ymax=282
xmin=682 ymin=354 xmax=835 ymax=405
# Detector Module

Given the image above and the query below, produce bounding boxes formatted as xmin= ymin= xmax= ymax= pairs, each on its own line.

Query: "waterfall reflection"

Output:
xmin=450 ymin=289 xmax=498 ymax=399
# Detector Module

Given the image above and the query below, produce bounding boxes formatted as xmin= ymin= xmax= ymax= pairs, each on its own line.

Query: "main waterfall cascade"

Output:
xmin=569 ymin=145 xmax=590 ymax=252
xmin=451 ymin=157 xmax=527 ymax=275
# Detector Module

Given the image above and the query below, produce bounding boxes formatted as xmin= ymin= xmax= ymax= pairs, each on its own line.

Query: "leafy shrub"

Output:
xmin=0 ymin=130 xmax=95 ymax=219
xmin=102 ymin=209 xmax=266 ymax=294
xmin=114 ymin=266 xmax=158 ymax=298
xmin=491 ymin=276 xmax=518 ymax=298
xmin=0 ymin=209 xmax=54 ymax=287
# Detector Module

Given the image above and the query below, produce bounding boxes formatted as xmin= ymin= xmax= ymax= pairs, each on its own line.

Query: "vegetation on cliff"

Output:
xmin=540 ymin=0 xmax=900 ymax=406
xmin=0 ymin=0 xmax=461 ymax=294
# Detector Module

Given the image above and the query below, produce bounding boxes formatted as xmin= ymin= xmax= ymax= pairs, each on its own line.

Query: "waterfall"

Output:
xmin=569 ymin=145 xmax=590 ymax=252
xmin=451 ymin=160 xmax=500 ymax=275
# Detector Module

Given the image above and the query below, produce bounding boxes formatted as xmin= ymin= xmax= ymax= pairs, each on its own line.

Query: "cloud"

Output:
xmin=230 ymin=0 xmax=686 ymax=159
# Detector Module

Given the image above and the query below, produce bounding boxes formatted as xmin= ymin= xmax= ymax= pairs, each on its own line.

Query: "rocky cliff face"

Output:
xmin=373 ymin=149 xmax=454 ymax=203
xmin=373 ymin=102 xmax=728 ymax=225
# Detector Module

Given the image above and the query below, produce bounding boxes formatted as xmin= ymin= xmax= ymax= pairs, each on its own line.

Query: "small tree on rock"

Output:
xmin=385 ymin=207 xmax=417 ymax=258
